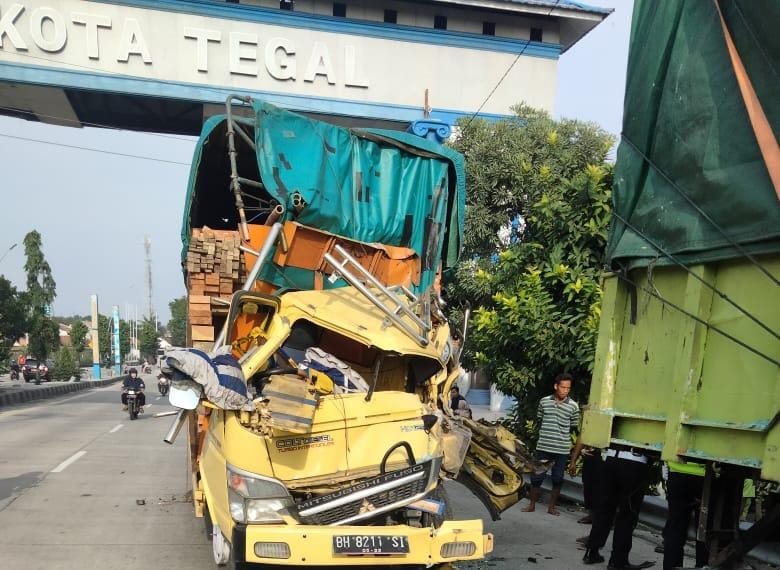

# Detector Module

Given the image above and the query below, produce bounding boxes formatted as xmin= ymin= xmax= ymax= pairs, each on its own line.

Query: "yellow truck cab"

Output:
xmin=191 ymin=286 xmax=531 ymax=568
xmin=167 ymin=97 xmax=540 ymax=568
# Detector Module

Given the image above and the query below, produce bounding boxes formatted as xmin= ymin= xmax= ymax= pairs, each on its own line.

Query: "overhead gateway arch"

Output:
xmin=0 ymin=0 xmax=609 ymax=134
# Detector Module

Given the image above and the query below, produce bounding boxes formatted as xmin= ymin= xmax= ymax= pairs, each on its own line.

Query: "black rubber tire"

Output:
xmin=203 ymin=502 xmax=214 ymax=540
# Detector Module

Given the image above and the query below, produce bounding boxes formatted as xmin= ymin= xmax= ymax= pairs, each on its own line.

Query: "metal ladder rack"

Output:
xmin=323 ymin=244 xmax=431 ymax=347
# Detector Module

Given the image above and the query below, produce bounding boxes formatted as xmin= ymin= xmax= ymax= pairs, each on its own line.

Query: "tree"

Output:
xmin=23 ymin=231 xmax=56 ymax=312
xmin=51 ymin=346 xmax=80 ymax=381
xmin=119 ymin=319 xmax=131 ymax=360
xmin=23 ymin=231 xmax=58 ymax=360
xmin=27 ymin=317 xmax=60 ymax=361
xmin=168 ymin=297 xmax=187 ymax=347
xmin=0 ymin=277 xmax=27 ymax=362
xmin=447 ymin=105 xmax=614 ymax=444
xmin=53 ymin=314 xmax=90 ymax=327
xmin=139 ymin=319 xmax=159 ymax=359
xmin=70 ymin=320 xmax=88 ymax=353
xmin=98 ymin=314 xmax=112 ymax=362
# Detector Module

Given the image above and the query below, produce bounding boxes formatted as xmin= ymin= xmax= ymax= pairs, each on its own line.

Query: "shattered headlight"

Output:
xmin=227 ymin=465 xmax=294 ymax=524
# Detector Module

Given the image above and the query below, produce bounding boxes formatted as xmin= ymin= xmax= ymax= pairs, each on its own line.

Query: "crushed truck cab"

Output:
xmin=191 ymin=288 xmax=519 ymax=567
xmin=169 ymin=97 xmax=540 ymax=568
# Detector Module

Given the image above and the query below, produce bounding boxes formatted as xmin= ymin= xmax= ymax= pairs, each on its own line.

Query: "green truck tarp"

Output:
xmin=608 ymin=0 xmax=780 ymax=270
xmin=182 ymin=102 xmax=465 ymax=293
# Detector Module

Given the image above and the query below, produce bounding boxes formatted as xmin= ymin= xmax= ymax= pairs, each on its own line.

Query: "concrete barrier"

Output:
xmin=0 ymin=376 xmax=126 ymax=408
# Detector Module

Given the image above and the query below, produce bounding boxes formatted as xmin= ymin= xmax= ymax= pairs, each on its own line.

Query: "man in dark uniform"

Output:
xmin=583 ymin=448 xmax=655 ymax=569
xmin=663 ymin=461 xmax=706 ymax=569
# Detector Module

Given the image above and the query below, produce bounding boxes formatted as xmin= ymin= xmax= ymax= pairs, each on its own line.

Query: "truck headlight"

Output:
xmin=227 ymin=465 xmax=293 ymax=524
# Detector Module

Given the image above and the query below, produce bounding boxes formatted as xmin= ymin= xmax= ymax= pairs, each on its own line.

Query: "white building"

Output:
xmin=0 ymin=0 xmax=611 ymax=133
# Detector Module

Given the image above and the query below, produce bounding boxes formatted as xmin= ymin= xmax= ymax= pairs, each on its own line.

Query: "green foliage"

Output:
xmin=69 ymin=320 xmax=89 ymax=353
xmin=23 ymin=231 xmax=58 ymax=359
xmin=27 ymin=315 xmax=60 ymax=360
xmin=168 ymin=297 xmax=187 ymax=347
xmin=98 ymin=314 xmax=112 ymax=361
xmin=139 ymin=319 xmax=159 ymax=358
xmin=453 ymin=104 xmax=614 ymax=257
xmin=53 ymin=315 xmax=90 ymax=327
xmin=0 ymin=277 xmax=28 ymax=362
xmin=77 ymin=349 xmax=93 ymax=368
xmin=51 ymin=346 xmax=80 ymax=381
xmin=447 ymin=105 xmax=614 ymax=444
xmin=22 ymin=231 xmax=56 ymax=314
xmin=119 ymin=320 xmax=131 ymax=360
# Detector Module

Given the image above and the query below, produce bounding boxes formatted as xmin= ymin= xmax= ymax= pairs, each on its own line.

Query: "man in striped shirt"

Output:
xmin=521 ymin=372 xmax=579 ymax=516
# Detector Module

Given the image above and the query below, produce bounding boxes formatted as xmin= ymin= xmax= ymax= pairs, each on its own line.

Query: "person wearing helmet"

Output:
xmin=121 ymin=367 xmax=146 ymax=412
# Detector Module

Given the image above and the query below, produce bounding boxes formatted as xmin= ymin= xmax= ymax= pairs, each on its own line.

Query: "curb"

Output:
xmin=0 ymin=376 xmax=126 ymax=408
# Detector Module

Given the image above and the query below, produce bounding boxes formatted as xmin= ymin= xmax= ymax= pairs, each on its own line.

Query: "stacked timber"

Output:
xmin=185 ymin=227 xmax=245 ymax=349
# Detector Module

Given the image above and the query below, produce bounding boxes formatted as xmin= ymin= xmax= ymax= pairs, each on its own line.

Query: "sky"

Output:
xmin=0 ymin=0 xmax=632 ymax=323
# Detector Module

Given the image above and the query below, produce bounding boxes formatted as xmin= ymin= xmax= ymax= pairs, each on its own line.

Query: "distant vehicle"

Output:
xmin=122 ymin=359 xmax=141 ymax=375
xmin=22 ymin=358 xmax=50 ymax=382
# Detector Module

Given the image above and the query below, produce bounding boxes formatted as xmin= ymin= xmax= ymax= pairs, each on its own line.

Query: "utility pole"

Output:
xmin=144 ymin=236 xmax=154 ymax=321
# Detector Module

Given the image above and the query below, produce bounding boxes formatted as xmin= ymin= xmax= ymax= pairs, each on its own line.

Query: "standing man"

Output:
xmin=663 ymin=461 xmax=706 ymax=569
xmin=522 ymin=372 xmax=579 ymax=516
xmin=583 ymin=448 xmax=655 ymax=569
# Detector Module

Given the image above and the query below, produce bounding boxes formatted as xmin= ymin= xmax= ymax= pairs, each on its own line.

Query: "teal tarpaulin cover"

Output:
xmin=182 ymin=101 xmax=465 ymax=293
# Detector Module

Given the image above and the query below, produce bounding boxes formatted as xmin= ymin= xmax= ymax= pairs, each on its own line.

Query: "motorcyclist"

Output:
xmin=121 ymin=367 xmax=146 ymax=412
xmin=157 ymin=371 xmax=169 ymax=394
xmin=9 ymin=360 xmax=20 ymax=380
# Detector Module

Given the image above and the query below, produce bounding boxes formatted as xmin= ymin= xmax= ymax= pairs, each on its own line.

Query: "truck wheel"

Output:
xmin=203 ymin=503 xmax=214 ymax=540
xmin=212 ymin=523 xmax=231 ymax=566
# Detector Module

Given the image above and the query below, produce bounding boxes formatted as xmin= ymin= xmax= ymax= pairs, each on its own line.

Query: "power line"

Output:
xmin=0 ymin=131 xmax=190 ymax=166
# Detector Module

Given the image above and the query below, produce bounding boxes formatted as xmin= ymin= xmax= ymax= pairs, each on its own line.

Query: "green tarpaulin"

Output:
xmin=607 ymin=0 xmax=779 ymax=270
xmin=182 ymin=102 xmax=465 ymax=294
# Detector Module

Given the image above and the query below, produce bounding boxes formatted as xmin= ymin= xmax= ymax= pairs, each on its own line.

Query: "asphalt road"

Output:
xmin=0 ymin=377 xmax=672 ymax=570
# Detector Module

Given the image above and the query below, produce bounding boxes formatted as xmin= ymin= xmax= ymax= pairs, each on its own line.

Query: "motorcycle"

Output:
xmin=157 ymin=375 xmax=170 ymax=397
xmin=126 ymin=388 xmax=142 ymax=420
xmin=142 ymin=363 xmax=152 ymax=374
xmin=9 ymin=366 xmax=19 ymax=381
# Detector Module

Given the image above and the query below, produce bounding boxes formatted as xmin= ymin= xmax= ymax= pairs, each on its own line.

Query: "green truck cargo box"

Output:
xmin=582 ymin=256 xmax=780 ymax=482
xmin=582 ymin=0 xmax=779 ymax=483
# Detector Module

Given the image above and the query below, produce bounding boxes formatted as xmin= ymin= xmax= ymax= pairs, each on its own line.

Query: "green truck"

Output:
xmin=581 ymin=0 xmax=779 ymax=564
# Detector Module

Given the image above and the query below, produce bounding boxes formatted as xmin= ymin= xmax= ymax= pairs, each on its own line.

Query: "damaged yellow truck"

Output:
xmin=164 ymin=98 xmax=538 ymax=568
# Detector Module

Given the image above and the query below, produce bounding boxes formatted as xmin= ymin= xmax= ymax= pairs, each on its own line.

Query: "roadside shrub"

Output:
xmin=52 ymin=346 xmax=80 ymax=381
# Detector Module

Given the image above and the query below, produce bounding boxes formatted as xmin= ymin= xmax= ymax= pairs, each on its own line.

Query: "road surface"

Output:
xmin=0 ymin=376 xmax=680 ymax=570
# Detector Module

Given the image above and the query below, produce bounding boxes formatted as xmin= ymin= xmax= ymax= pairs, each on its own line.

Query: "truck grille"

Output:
xmin=297 ymin=460 xmax=435 ymax=526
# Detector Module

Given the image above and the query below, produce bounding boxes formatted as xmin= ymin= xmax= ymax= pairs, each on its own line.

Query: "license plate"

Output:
xmin=333 ymin=535 xmax=409 ymax=555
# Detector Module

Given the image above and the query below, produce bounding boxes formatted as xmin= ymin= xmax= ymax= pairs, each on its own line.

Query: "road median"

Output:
xmin=0 ymin=376 xmax=125 ymax=408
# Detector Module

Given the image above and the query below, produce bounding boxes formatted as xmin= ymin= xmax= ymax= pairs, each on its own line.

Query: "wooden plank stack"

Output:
xmin=185 ymin=227 xmax=245 ymax=350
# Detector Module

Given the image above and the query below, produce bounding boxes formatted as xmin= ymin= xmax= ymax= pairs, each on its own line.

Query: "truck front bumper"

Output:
xmin=234 ymin=520 xmax=493 ymax=566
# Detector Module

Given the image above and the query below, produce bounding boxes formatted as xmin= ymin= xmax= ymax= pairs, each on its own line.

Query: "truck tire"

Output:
xmin=212 ymin=523 xmax=231 ymax=567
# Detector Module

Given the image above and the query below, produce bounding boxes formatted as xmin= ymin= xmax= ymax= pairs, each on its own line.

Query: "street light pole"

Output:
xmin=0 ymin=243 xmax=18 ymax=265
